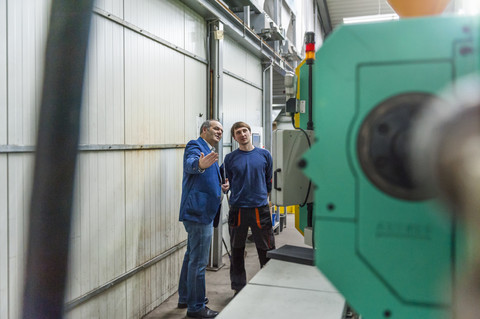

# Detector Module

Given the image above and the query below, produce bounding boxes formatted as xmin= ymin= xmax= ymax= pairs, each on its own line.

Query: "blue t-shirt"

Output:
xmin=223 ymin=147 xmax=272 ymax=208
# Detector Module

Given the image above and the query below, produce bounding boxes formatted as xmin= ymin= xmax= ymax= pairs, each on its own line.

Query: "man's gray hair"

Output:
xmin=199 ymin=119 xmax=218 ymax=135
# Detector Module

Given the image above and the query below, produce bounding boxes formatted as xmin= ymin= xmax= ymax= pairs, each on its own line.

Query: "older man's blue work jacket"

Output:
xmin=179 ymin=137 xmax=222 ymax=224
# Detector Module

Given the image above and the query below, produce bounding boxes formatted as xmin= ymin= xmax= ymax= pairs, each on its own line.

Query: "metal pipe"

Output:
xmin=263 ymin=60 xmax=273 ymax=151
xmin=22 ymin=1 xmax=94 ymax=318
xmin=209 ymin=20 xmax=225 ymax=269
xmin=243 ymin=5 xmax=250 ymax=29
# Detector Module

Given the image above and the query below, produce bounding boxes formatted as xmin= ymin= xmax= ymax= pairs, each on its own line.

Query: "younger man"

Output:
xmin=223 ymin=121 xmax=275 ymax=295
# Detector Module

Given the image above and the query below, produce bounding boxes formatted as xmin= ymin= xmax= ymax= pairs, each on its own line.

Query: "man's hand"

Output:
xmin=198 ymin=152 xmax=218 ymax=169
xmin=221 ymin=178 xmax=230 ymax=193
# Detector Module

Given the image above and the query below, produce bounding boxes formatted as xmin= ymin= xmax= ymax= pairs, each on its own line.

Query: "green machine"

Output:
xmin=297 ymin=16 xmax=480 ymax=318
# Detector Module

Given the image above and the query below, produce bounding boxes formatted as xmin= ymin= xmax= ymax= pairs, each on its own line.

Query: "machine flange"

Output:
xmin=357 ymin=92 xmax=440 ymax=201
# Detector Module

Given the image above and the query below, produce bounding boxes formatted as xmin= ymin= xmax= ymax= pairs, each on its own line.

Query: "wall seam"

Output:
xmin=92 ymin=7 xmax=208 ymax=66
xmin=5 ymin=0 xmax=10 ymax=317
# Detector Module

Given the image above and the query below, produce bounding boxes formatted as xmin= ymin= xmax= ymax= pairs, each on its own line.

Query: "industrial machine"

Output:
xmin=272 ymin=6 xmax=480 ymax=319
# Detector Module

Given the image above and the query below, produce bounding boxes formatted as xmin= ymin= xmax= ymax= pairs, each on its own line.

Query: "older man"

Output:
xmin=177 ymin=120 xmax=229 ymax=318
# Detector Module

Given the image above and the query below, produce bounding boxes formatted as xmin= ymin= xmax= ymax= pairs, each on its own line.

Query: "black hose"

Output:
xmin=307 ymin=64 xmax=314 ymax=131
xmin=22 ymin=1 xmax=94 ymax=318
xmin=291 ymin=114 xmax=312 ymax=208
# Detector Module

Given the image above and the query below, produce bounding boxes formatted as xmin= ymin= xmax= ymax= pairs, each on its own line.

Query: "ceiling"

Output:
xmin=318 ymin=0 xmax=459 ymax=33
xmin=325 ymin=0 xmax=395 ymax=29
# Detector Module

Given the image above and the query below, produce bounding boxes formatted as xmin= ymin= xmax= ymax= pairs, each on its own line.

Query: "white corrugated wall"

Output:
xmin=223 ymin=35 xmax=263 ymax=143
xmin=0 ymin=0 xmax=207 ymax=318
xmin=1 ymin=1 xmax=51 ymax=318
xmin=0 ymin=0 xmax=7 ymax=317
xmin=68 ymin=0 xmax=207 ymax=317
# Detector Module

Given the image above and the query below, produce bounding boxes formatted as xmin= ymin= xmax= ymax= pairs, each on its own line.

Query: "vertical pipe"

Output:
xmin=209 ymin=20 xmax=224 ymax=269
xmin=22 ymin=1 xmax=94 ymax=318
xmin=273 ymin=0 xmax=280 ymax=53
xmin=263 ymin=61 xmax=273 ymax=152
xmin=243 ymin=6 xmax=250 ymax=28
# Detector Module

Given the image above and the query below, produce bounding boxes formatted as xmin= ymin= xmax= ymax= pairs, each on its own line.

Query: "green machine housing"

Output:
xmin=297 ymin=16 xmax=480 ymax=318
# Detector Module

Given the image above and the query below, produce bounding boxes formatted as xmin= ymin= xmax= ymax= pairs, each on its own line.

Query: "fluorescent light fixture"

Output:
xmin=343 ymin=13 xmax=399 ymax=24
xmin=461 ymin=0 xmax=480 ymax=15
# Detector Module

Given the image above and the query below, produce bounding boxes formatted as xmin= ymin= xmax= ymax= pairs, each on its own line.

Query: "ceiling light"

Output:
xmin=343 ymin=14 xmax=399 ymax=24
xmin=460 ymin=0 xmax=480 ymax=15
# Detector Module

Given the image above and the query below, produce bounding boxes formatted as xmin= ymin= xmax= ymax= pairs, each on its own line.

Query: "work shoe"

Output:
xmin=186 ymin=306 xmax=218 ymax=318
xmin=177 ymin=297 xmax=209 ymax=309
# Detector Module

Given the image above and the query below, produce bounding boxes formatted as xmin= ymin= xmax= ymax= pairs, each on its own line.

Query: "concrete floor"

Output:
xmin=144 ymin=214 xmax=308 ymax=319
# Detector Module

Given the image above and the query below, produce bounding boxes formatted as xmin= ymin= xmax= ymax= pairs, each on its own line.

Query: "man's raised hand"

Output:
xmin=198 ymin=152 xmax=219 ymax=169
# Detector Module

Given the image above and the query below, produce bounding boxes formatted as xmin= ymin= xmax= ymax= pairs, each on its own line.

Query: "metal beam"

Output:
xmin=0 ymin=144 xmax=186 ymax=153
xmin=315 ymin=0 xmax=333 ymax=37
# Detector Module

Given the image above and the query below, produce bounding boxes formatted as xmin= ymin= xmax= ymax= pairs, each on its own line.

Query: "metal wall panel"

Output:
xmin=66 ymin=283 xmax=127 ymax=319
xmin=224 ymin=36 xmax=248 ymax=82
xmin=124 ymin=0 xmax=206 ymax=59
xmin=95 ymin=0 xmax=124 ymax=18
xmin=7 ymin=154 xmax=34 ymax=319
xmin=124 ymin=149 xmax=185 ymax=317
xmin=70 ymin=2 xmax=204 ymax=316
xmin=245 ymin=85 xmax=263 ymax=128
xmin=223 ymin=76 xmax=263 ymax=142
xmin=245 ymin=51 xmax=263 ymax=88
xmin=68 ymin=152 xmax=126 ymax=295
xmin=80 ymin=15 xmax=125 ymax=145
xmin=0 ymin=14 xmax=6 ymax=318
xmin=0 ymin=155 xmax=7 ymax=319
xmin=223 ymin=34 xmax=263 ymax=143
xmin=7 ymin=0 xmax=50 ymax=145
xmin=223 ymin=74 xmax=247 ymax=142
xmin=184 ymin=5 xmax=207 ymax=60
xmin=2 ymin=0 xmax=206 ymax=317
xmin=66 ymin=151 xmax=127 ymax=319
xmin=125 ymin=29 xmax=186 ymax=144
xmin=0 ymin=0 xmax=6 ymax=145
xmin=3 ymin=1 xmax=49 ymax=316
xmin=185 ymin=58 xmax=208 ymax=141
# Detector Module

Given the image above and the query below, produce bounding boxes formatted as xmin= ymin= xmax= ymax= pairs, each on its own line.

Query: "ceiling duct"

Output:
xmin=221 ymin=0 xmax=264 ymax=13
